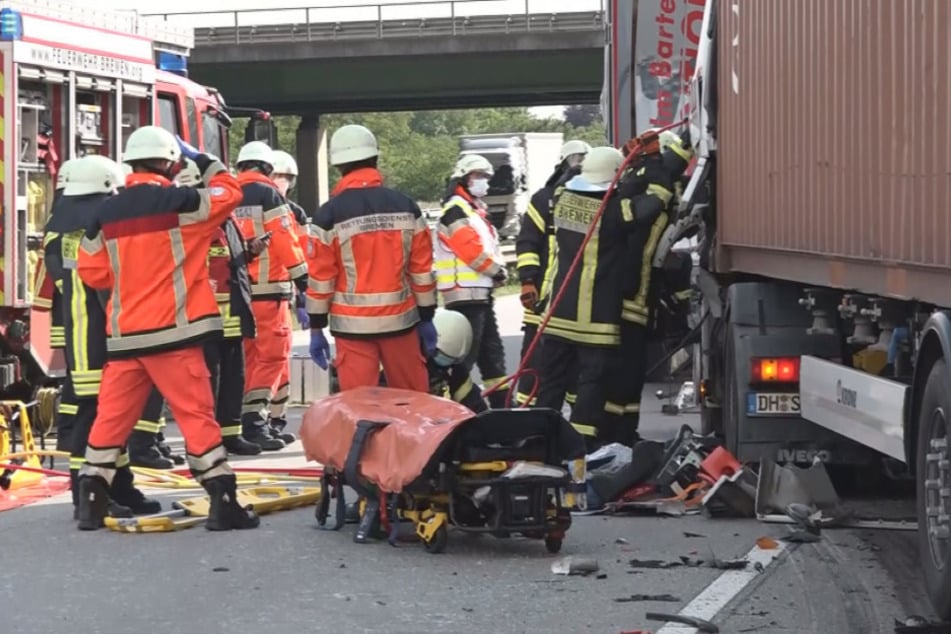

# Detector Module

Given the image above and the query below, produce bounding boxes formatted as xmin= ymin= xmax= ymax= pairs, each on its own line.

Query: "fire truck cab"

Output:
xmin=0 ymin=0 xmax=272 ymax=398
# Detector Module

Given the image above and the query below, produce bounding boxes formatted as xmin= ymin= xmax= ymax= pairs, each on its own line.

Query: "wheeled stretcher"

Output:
xmin=300 ymin=387 xmax=587 ymax=554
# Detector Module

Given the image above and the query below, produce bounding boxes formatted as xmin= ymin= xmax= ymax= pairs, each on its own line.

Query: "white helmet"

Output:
xmin=271 ymin=150 xmax=298 ymax=176
xmin=559 ymin=139 xmax=591 ymax=162
xmin=432 ymin=308 xmax=473 ymax=366
xmin=658 ymin=130 xmax=681 ymax=152
xmin=56 ymin=158 xmax=79 ymax=191
xmin=329 ymin=124 xmax=379 ymax=166
xmin=123 ymin=125 xmax=181 ymax=163
xmin=236 ymin=141 xmax=274 ymax=170
xmin=63 ymin=155 xmax=126 ymax=197
xmin=452 ymin=154 xmax=494 ymax=179
xmin=581 ymin=146 xmax=624 ymax=184
xmin=175 ymin=159 xmax=202 ymax=187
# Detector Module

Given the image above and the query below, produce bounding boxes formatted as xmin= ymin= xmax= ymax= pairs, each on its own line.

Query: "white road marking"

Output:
xmin=655 ymin=541 xmax=788 ymax=634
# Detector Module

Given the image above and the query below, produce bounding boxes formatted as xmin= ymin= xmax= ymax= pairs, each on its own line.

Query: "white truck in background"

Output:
xmin=457 ymin=132 xmax=563 ymax=241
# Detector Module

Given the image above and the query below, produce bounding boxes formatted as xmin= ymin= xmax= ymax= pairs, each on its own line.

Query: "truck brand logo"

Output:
xmin=776 ymin=448 xmax=831 ymax=463
xmin=835 ymin=380 xmax=858 ymax=408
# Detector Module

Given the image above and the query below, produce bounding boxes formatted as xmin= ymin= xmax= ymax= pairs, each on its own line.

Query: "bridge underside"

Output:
xmin=189 ymin=32 xmax=603 ymax=113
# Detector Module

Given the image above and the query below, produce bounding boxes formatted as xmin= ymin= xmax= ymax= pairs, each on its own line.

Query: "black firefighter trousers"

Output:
xmin=451 ymin=299 xmax=509 ymax=409
xmin=517 ymin=322 xmax=578 ymax=412
xmin=204 ymin=336 xmax=246 ymax=439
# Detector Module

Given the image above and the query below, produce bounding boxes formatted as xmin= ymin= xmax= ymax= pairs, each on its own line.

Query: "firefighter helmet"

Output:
xmin=271 ymin=150 xmax=299 ymax=176
xmin=581 ymin=146 xmax=624 ymax=184
xmin=329 ymin=125 xmax=379 ymax=166
xmin=63 ymin=155 xmax=126 ymax=197
xmin=452 ymin=154 xmax=494 ymax=179
xmin=432 ymin=308 xmax=473 ymax=367
xmin=236 ymin=141 xmax=274 ymax=169
xmin=123 ymin=125 xmax=181 ymax=163
xmin=559 ymin=139 xmax=592 ymax=162
xmin=175 ymin=159 xmax=202 ymax=187
xmin=56 ymin=159 xmax=78 ymax=191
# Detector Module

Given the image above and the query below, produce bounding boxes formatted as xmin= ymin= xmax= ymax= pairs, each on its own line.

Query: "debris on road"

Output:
xmin=683 ymin=531 xmax=706 ymax=538
xmin=614 ymin=593 xmax=681 ymax=603
xmin=551 ymin=556 xmax=600 ymax=576
xmin=646 ymin=611 xmax=720 ymax=633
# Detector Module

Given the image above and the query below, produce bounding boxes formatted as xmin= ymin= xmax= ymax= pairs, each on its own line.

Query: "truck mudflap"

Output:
xmin=798 ymin=355 xmax=907 ymax=463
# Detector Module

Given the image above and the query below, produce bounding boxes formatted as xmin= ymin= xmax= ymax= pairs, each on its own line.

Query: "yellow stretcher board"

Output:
xmin=103 ymin=485 xmax=322 ymax=533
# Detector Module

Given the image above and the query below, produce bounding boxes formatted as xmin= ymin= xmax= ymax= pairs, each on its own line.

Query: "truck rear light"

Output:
xmin=751 ymin=357 xmax=800 ymax=383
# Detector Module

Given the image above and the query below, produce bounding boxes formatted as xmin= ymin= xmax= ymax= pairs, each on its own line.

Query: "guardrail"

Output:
xmin=144 ymin=1 xmax=604 ymax=46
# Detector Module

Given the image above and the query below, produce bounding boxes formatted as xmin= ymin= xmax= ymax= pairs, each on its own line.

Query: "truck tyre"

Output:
xmin=917 ymin=358 xmax=951 ymax=620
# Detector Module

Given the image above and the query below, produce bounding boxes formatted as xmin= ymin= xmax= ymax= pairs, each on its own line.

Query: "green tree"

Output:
xmin=226 ymin=106 xmax=607 ymax=202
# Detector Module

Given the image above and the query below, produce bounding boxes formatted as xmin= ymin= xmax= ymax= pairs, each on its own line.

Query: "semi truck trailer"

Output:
xmin=604 ymin=0 xmax=951 ymax=618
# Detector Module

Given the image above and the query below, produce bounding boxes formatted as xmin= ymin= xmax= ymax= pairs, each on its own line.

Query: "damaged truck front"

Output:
xmin=604 ymin=0 xmax=951 ymax=619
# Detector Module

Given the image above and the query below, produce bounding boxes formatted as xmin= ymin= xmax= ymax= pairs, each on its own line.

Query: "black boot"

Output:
xmin=267 ymin=417 xmax=296 ymax=445
xmin=243 ymin=425 xmax=284 ymax=451
xmin=76 ymin=475 xmax=111 ymax=531
xmin=156 ymin=432 xmax=185 ymax=465
xmin=70 ymin=469 xmax=80 ymax=519
xmin=223 ymin=435 xmax=263 ymax=456
xmin=128 ymin=430 xmax=174 ymax=469
xmin=110 ymin=466 xmax=162 ymax=515
xmin=202 ymin=474 xmax=260 ymax=531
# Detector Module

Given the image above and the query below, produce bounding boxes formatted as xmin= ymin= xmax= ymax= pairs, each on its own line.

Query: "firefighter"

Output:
xmin=534 ymin=146 xmax=674 ymax=450
xmin=428 ymin=308 xmax=487 ymax=413
xmin=433 ymin=154 xmax=509 ymax=408
xmin=34 ymin=159 xmax=75 ymax=460
xmin=606 ymin=129 xmax=693 ymax=440
xmin=43 ymin=155 xmax=161 ymax=519
xmin=307 ymin=124 xmax=437 ymax=392
xmin=176 ymin=158 xmax=262 ymax=456
xmin=515 ymin=140 xmax=590 ymax=408
xmin=233 ymin=141 xmax=308 ymax=450
xmin=75 ymin=126 xmax=259 ymax=532
xmin=268 ymin=149 xmax=310 ymax=438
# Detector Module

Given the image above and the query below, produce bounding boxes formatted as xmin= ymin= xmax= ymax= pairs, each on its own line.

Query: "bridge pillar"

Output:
xmin=296 ymin=114 xmax=329 ymax=214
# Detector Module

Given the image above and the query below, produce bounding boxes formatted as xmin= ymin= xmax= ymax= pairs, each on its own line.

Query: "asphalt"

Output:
xmin=0 ymin=296 xmax=932 ymax=633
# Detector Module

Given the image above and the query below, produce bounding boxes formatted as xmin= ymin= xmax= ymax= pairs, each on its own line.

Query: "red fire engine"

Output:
xmin=0 ymin=1 xmax=274 ymax=400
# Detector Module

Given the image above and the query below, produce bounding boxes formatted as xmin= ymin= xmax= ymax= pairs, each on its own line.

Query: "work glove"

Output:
xmin=309 ymin=329 xmax=330 ymax=370
xmin=296 ymin=307 xmax=310 ymax=329
xmin=176 ymin=135 xmax=200 ymax=161
xmin=520 ymin=283 xmax=539 ymax=311
xmin=417 ymin=320 xmax=438 ymax=358
xmin=492 ymin=266 xmax=509 ymax=286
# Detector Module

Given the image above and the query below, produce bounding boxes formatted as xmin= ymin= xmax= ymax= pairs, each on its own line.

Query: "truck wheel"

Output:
xmin=916 ymin=359 xmax=951 ymax=620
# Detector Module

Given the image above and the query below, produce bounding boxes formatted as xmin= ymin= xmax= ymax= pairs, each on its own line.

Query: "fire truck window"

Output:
xmin=157 ymin=94 xmax=181 ymax=138
xmin=185 ymin=98 xmax=200 ymax=149
xmin=202 ymin=112 xmax=225 ymax=160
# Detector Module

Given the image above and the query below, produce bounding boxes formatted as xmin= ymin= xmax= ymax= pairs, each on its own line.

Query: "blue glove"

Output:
xmin=310 ymin=329 xmax=330 ymax=370
xmin=417 ymin=320 xmax=437 ymax=358
xmin=296 ymin=307 xmax=310 ymax=329
xmin=176 ymin=135 xmax=200 ymax=161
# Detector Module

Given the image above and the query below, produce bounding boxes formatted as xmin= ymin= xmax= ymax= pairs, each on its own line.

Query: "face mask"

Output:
xmin=433 ymin=350 xmax=458 ymax=368
xmin=469 ymin=178 xmax=489 ymax=198
xmin=272 ymin=176 xmax=292 ymax=197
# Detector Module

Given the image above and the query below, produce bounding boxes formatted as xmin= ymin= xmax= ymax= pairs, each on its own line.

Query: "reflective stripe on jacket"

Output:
xmin=77 ymin=162 xmax=242 ymax=358
xmin=306 ymin=167 xmax=436 ymax=337
xmin=434 ymin=187 xmax=503 ymax=306
xmin=233 ymin=171 xmax=307 ymax=300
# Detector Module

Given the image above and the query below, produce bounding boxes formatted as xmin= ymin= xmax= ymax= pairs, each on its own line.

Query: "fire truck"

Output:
xmin=0 ymin=1 xmax=275 ymax=404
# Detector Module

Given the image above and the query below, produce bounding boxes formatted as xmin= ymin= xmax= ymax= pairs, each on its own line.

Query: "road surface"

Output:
xmin=0 ymin=296 xmax=931 ymax=633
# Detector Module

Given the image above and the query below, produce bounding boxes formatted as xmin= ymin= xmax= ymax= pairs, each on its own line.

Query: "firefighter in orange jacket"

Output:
xmin=233 ymin=141 xmax=307 ymax=451
xmin=307 ymin=124 xmax=437 ymax=391
xmin=74 ymin=126 xmax=259 ymax=532
xmin=434 ymin=154 xmax=510 ymax=408
xmin=269 ymin=150 xmax=311 ymax=436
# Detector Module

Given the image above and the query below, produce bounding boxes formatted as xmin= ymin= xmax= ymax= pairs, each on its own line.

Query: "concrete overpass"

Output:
xmin=147 ymin=1 xmax=606 ymax=209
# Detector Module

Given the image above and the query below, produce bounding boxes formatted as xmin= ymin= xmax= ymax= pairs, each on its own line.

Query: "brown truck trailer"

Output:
xmin=605 ymin=0 xmax=951 ymax=618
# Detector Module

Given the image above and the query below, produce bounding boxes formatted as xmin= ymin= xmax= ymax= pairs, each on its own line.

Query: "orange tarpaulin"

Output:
xmin=0 ymin=477 xmax=70 ymax=512
xmin=300 ymin=386 xmax=475 ymax=493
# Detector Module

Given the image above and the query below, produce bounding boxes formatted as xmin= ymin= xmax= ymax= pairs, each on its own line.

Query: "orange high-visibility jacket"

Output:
xmin=77 ymin=161 xmax=242 ymax=358
xmin=233 ymin=171 xmax=307 ymax=300
xmin=306 ymin=167 xmax=437 ymax=337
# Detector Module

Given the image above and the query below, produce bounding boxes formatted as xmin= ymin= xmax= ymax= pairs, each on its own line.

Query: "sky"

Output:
xmin=95 ymin=0 xmax=605 ymax=119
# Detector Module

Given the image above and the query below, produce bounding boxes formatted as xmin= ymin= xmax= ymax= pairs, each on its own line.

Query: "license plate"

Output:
xmin=746 ymin=392 xmax=801 ymax=416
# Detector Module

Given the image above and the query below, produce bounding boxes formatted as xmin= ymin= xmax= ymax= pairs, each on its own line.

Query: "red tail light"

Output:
xmin=751 ymin=357 xmax=800 ymax=383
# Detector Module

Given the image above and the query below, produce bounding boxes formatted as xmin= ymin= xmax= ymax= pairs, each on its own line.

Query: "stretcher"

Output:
xmin=103 ymin=485 xmax=321 ymax=533
xmin=300 ymin=387 xmax=587 ymax=554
